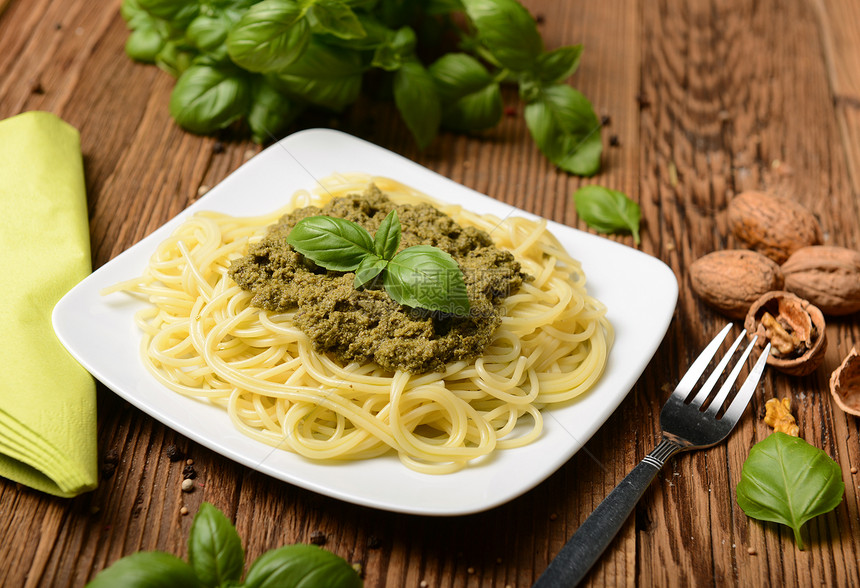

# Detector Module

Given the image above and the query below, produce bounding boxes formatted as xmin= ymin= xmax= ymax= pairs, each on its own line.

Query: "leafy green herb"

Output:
xmin=286 ymin=211 xmax=471 ymax=316
xmin=572 ymin=185 xmax=641 ymax=244
xmin=121 ymin=0 xmax=602 ymax=175
xmin=86 ymin=502 xmax=360 ymax=587
xmin=169 ymin=62 xmax=252 ymax=134
xmin=525 ymin=84 xmax=603 ymax=176
xmin=384 ymin=245 xmax=470 ymax=315
xmin=736 ymin=432 xmax=845 ymax=550
xmin=284 ymin=215 xmax=375 ymax=271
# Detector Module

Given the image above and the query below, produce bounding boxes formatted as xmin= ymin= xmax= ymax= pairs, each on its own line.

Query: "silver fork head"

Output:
xmin=661 ymin=325 xmax=771 ymax=449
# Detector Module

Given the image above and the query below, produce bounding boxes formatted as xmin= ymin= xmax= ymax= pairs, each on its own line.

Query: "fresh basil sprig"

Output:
xmin=573 ymin=185 xmax=641 ymax=245
xmin=736 ymin=433 xmax=844 ymax=550
xmin=286 ymin=210 xmax=471 ymax=316
xmin=86 ymin=502 xmax=361 ymax=587
xmin=121 ymin=0 xmax=602 ymax=176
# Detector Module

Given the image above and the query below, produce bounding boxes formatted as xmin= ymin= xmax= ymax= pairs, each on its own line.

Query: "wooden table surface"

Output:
xmin=2 ymin=0 xmax=860 ymax=586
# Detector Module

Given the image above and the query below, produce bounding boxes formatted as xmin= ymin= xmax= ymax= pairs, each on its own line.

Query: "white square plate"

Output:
xmin=53 ymin=129 xmax=677 ymax=515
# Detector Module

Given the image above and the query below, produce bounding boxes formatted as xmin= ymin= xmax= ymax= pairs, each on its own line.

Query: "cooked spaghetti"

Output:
xmin=104 ymin=175 xmax=612 ymax=474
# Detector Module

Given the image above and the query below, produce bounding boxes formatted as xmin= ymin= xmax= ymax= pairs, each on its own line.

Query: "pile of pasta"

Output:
xmin=105 ymin=175 xmax=612 ymax=474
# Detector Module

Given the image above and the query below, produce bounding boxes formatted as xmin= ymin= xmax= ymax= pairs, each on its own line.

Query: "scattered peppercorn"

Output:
xmin=212 ymin=141 xmax=224 ymax=154
xmin=180 ymin=506 xmax=189 ymax=516
xmin=747 ymin=547 xmax=757 ymax=555
xmin=182 ymin=464 xmax=197 ymax=480
xmin=609 ymin=135 xmax=620 ymax=147
xmin=601 ymin=115 xmax=611 ymax=126
xmin=851 ymin=466 xmax=858 ymax=474
xmin=366 ymin=535 xmax=381 ymax=549
xmin=101 ymin=448 xmax=119 ymax=479
xmin=504 ymin=105 xmax=517 ymax=117
xmin=181 ymin=479 xmax=194 ymax=492
xmin=309 ymin=530 xmax=327 ymax=545
xmin=635 ymin=94 xmax=651 ymax=108
xmin=186 ymin=458 xmax=194 ymax=465
xmin=166 ymin=445 xmax=183 ymax=462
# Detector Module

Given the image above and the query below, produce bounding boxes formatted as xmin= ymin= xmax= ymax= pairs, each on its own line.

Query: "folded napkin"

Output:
xmin=0 ymin=111 xmax=97 ymax=497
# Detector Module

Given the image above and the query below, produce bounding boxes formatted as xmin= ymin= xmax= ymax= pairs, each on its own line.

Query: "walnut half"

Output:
xmin=744 ymin=291 xmax=827 ymax=376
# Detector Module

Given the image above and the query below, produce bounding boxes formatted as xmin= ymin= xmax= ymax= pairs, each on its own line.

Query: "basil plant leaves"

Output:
xmin=121 ymin=0 xmax=603 ymax=175
xmin=86 ymin=502 xmax=361 ymax=588
xmin=286 ymin=210 xmax=471 ymax=316
xmin=736 ymin=432 xmax=845 ymax=550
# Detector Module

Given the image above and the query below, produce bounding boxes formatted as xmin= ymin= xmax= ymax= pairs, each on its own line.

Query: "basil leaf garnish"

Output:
xmin=524 ymin=83 xmax=602 ymax=176
xmin=353 ymin=254 xmax=388 ymax=289
xmin=188 ymin=502 xmax=244 ymax=587
xmin=243 ymin=544 xmax=362 ymax=588
xmin=572 ymin=184 xmax=641 ymax=244
xmin=373 ymin=209 xmax=401 ymax=260
xmin=226 ymin=0 xmax=310 ymax=73
xmin=385 ymin=245 xmax=470 ymax=316
xmin=85 ymin=552 xmax=202 ymax=588
xmin=286 ymin=213 xmax=471 ymax=315
xmin=286 ymin=215 xmax=375 ymax=271
xmin=736 ymin=433 xmax=844 ymax=550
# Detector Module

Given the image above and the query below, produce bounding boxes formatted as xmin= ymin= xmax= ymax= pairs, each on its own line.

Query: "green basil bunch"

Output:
xmin=120 ymin=0 xmax=602 ymax=175
xmin=286 ymin=210 xmax=471 ymax=315
xmin=86 ymin=502 xmax=362 ymax=587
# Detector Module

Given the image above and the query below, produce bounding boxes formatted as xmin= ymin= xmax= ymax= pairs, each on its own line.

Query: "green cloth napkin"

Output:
xmin=0 ymin=111 xmax=97 ymax=497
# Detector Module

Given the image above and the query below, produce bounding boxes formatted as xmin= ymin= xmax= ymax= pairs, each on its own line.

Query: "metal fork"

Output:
xmin=534 ymin=324 xmax=771 ymax=587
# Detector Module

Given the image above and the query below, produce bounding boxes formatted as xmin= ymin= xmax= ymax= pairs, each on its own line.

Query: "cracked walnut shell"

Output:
xmin=744 ymin=291 xmax=827 ymax=376
xmin=830 ymin=347 xmax=860 ymax=417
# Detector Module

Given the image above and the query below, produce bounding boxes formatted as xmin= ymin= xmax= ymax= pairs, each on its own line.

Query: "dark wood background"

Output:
xmin=2 ymin=0 xmax=859 ymax=586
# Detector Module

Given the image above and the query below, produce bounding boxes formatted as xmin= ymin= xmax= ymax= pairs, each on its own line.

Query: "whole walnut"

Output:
xmin=727 ymin=191 xmax=821 ymax=264
xmin=782 ymin=246 xmax=860 ymax=315
xmin=690 ymin=249 xmax=784 ymax=319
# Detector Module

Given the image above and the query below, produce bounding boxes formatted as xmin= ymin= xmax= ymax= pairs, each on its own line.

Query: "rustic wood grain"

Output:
xmin=1 ymin=0 xmax=859 ymax=586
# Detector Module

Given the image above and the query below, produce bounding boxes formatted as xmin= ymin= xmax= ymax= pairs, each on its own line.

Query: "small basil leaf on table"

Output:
xmin=524 ymin=83 xmax=602 ymax=176
xmin=188 ymin=502 xmax=244 ymax=588
xmin=461 ymin=0 xmax=543 ymax=72
xmin=384 ymin=245 xmax=470 ymax=316
xmin=393 ymin=60 xmax=442 ymax=149
xmin=535 ymin=44 xmax=584 ymax=84
xmin=573 ymin=185 xmax=641 ymax=244
xmin=429 ymin=53 xmax=502 ymax=132
xmin=226 ymin=0 xmax=311 ymax=73
xmin=85 ymin=551 xmax=202 ymax=588
xmin=736 ymin=432 xmax=845 ymax=550
xmin=307 ymin=0 xmax=366 ymax=40
xmin=353 ymin=255 xmax=389 ymax=289
xmin=243 ymin=544 xmax=362 ymax=588
xmin=169 ymin=63 xmax=251 ymax=134
xmin=373 ymin=209 xmax=401 ymax=260
xmin=286 ymin=216 xmax=375 ymax=271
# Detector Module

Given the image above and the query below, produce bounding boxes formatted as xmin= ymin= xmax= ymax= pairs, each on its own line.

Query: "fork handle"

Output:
xmin=534 ymin=438 xmax=681 ymax=587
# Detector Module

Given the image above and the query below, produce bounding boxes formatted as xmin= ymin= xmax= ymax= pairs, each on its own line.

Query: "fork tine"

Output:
xmin=688 ymin=330 xmax=746 ymax=408
xmin=670 ymin=323 xmax=732 ymax=401
xmin=704 ymin=335 xmax=758 ymax=416
xmin=721 ymin=342 xmax=772 ymax=423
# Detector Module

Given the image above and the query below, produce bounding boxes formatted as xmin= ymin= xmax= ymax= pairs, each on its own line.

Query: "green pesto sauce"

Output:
xmin=228 ymin=185 xmax=525 ymax=374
